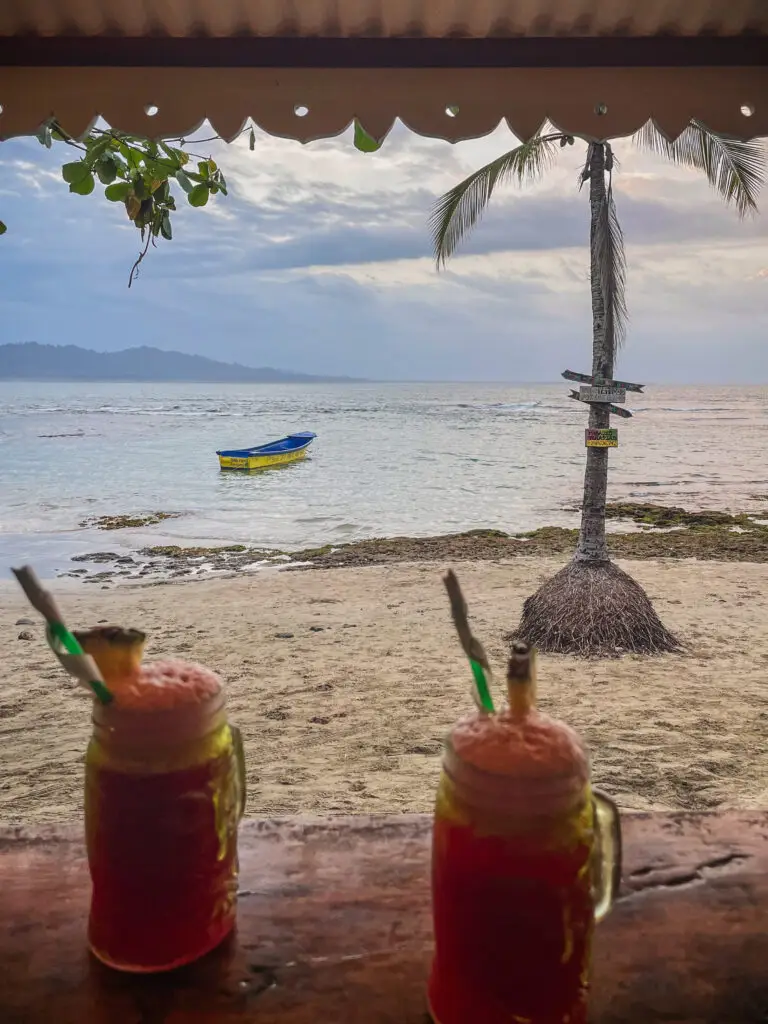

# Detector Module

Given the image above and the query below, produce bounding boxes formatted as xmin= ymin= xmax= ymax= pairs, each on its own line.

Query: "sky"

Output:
xmin=1 ymin=120 xmax=766 ymax=383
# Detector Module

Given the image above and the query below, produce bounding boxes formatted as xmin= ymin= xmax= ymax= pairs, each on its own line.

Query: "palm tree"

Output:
xmin=431 ymin=121 xmax=765 ymax=656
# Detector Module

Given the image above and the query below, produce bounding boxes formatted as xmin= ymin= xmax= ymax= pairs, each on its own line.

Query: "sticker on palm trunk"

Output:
xmin=585 ymin=428 xmax=618 ymax=448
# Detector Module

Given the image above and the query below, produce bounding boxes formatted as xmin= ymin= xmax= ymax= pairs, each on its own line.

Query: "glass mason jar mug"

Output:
xmin=85 ymin=675 xmax=245 ymax=973
xmin=428 ymin=649 xmax=621 ymax=1024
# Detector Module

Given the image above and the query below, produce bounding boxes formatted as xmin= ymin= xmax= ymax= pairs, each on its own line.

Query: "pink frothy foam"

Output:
xmin=112 ymin=659 xmax=222 ymax=710
xmin=451 ymin=710 xmax=588 ymax=783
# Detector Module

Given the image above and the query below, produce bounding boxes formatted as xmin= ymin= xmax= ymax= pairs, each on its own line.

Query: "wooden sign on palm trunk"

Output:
xmin=562 ymin=369 xmax=644 ymax=393
xmin=568 ymin=391 xmax=632 ymax=418
xmin=579 ymin=385 xmax=626 ymax=404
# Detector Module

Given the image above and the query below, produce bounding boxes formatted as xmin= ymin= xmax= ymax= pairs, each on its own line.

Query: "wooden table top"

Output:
xmin=1 ymin=810 xmax=767 ymax=1023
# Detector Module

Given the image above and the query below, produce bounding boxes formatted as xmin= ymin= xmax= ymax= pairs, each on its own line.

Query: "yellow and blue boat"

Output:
xmin=216 ymin=431 xmax=316 ymax=471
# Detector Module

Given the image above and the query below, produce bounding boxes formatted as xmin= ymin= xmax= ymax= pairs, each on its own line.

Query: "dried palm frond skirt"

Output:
xmin=510 ymin=559 xmax=682 ymax=657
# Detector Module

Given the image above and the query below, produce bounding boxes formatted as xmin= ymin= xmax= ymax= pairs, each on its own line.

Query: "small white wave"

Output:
xmin=633 ymin=406 xmax=734 ymax=413
xmin=488 ymin=401 xmax=542 ymax=411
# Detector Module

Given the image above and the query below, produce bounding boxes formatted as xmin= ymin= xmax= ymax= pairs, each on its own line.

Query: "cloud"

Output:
xmin=0 ymin=122 xmax=766 ymax=382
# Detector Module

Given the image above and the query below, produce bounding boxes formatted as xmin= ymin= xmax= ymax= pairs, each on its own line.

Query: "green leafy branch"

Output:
xmin=0 ymin=119 xmax=380 ymax=283
xmin=34 ymin=121 xmax=232 ymax=286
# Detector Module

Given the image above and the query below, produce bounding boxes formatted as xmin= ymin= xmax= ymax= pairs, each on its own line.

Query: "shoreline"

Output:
xmin=3 ymin=502 xmax=766 ymax=587
xmin=3 ymin=557 xmax=766 ymax=824
xmin=44 ymin=500 xmax=768 ymax=586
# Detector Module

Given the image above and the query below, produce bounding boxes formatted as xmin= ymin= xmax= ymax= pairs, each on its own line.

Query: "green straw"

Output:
xmin=468 ymin=658 xmax=494 ymax=715
xmin=443 ymin=570 xmax=495 ymax=714
xmin=46 ymin=622 xmax=113 ymax=705
xmin=12 ymin=565 xmax=113 ymax=705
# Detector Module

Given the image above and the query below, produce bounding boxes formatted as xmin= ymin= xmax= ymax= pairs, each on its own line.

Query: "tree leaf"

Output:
xmin=117 ymin=141 xmax=144 ymax=170
xmin=84 ymin=135 xmax=112 ymax=166
xmin=354 ymin=120 xmax=382 ymax=153
xmin=160 ymin=211 xmax=172 ymax=240
xmin=430 ymin=125 xmax=564 ymax=267
xmin=160 ymin=143 xmax=182 ymax=169
xmin=175 ymin=169 xmax=193 ymax=193
xmin=105 ymin=181 xmax=133 ymax=202
xmin=62 ymin=161 xmax=91 ymax=185
xmin=188 ymin=184 xmax=210 ymax=207
xmin=593 ymin=170 xmax=628 ymax=353
xmin=96 ymin=156 xmax=118 ymax=184
xmin=110 ymin=154 xmax=129 ymax=175
xmin=134 ymin=176 xmax=147 ymax=199
xmin=125 ymin=195 xmax=142 ymax=221
xmin=0 ymin=220 xmax=7 ymax=235
xmin=136 ymin=198 xmax=154 ymax=228
xmin=145 ymin=159 xmax=171 ymax=181
xmin=634 ymin=119 xmax=766 ymax=219
xmin=197 ymin=160 xmax=211 ymax=178
xmin=69 ymin=173 xmax=96 ymax=195
xmin=36 ymin=125 xmax=53 ymax=149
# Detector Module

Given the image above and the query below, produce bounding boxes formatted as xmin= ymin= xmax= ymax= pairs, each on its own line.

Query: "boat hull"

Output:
xmin=216 ymin=432 xmax=316 ymax=471
xmin=218 ymin=448 xmax=310 ymax=470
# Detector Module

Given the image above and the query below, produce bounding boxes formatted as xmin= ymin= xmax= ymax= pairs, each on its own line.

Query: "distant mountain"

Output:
xmin=0 ymin=343 xmax=362 ymax=383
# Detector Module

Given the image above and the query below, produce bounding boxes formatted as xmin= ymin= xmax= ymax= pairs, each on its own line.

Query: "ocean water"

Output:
xmin=0 ymin=381 xmax=766 ymax=577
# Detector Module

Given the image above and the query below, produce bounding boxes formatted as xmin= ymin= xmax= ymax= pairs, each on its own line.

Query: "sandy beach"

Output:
xmin=2 ymin=556 xmax=766 ymax=825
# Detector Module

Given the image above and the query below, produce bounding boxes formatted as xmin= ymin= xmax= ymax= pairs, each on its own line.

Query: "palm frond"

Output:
xmin=577 ymin=148 xmax=591 ymax=191
xmin=594 ymin=178 xmax=628 ymax=354
xmin=430 ymin=128 xmax=563 ymax=267
xmin=634 ymin=119 xmax=766 ymax=218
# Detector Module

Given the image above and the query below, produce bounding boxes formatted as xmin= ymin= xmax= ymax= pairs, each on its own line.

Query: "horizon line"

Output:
xmin=1 ymin=376 xmax=763 ymax=387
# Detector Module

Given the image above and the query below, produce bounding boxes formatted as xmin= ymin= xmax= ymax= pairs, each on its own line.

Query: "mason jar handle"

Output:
xmin=591 ymin=788 xmax=622 ymax=922
xmin=231 ymin=725 xmax=247 ymax=821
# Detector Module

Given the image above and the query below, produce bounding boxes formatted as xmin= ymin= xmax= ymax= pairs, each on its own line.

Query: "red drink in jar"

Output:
xmin=79 ymin=630 xmax=244 ymax=973
xmin=428 ymin=643 xmax=620 ymax=1024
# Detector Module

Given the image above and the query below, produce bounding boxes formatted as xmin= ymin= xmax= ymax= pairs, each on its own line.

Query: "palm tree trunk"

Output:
xmin=575 ymin=143 xmax=612 ymax=563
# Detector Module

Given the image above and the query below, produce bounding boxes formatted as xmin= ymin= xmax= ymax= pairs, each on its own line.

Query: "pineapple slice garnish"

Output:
xmin=74 ymin=626 xmax=146 ymax=687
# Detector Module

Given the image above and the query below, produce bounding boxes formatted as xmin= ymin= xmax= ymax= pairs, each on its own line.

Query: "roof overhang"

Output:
xmin=1 ymin=1 xmax=766 ymax=143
